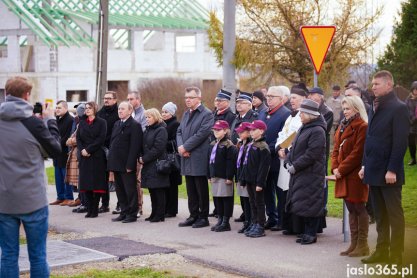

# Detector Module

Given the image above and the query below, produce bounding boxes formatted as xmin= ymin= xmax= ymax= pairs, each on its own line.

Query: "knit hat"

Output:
xmin=253 ymin=90 xmax=265 ymax=102
xmin=236 ymin=91 xmax=252 ymax=103
xmin=290 ymin=83 xmax=308 ymax=97
xmin=216 ymin=89 xmax=232 ymax=101
xmin=308 ymin=87 xmax=324 ymax=96
xmin=299 ymin=99 xmax=320 ymax=116
xmin=162 ymin=101 xmax=177 ymax=116
xmin=248 ymin=120 xmax=267 ymax=131
xmin=212 ymin=120 xmax=230 ymax=130
xmin=75 ymin=103 xmax=85 ymax=117
xmin=411 ymin=81 xmax=417 ymax=91
xmin=235 ymin=122 xmax=252 ymax=133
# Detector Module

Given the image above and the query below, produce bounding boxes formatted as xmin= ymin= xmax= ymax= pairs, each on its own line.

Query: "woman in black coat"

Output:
xmin=285 ymin=99 xmax=326 ymax=245
xmin=161 ymin=102 xmax=182 ymax=217
xmin=76 ymin=101 xmax=107 ymax=218
xmin=139 ymin=108 xmax=169 ymax=222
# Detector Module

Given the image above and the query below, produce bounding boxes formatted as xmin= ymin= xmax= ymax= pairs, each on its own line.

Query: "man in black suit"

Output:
xmin=97 ymin=91 xmax=119 ymax=212
xmin=49 ymin=100 xmax=74 ymax=206
xmin=107 ymin=101 xmax=142 ymax=223
xmin=359 ymin=70 xmax=409 ymax=265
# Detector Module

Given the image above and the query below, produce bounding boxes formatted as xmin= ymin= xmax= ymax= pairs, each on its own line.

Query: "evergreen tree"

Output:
xmin=377 ymin=0 xmax=417 ymax=87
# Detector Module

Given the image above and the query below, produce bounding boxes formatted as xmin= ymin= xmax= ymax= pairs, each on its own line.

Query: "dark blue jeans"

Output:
xmin=0 ymin=206 xmax=49 ymax=278
xmin=54 ymin=167 xmax=73 ymax=200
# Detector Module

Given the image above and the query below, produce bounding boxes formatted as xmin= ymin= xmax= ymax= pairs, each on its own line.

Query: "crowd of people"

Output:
xmin=0 ymin=70 xmax=415 ymax=276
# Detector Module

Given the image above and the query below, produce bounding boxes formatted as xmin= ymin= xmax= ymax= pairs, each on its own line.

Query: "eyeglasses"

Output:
xmin=103 ymin=97 xmax=114 ymax=100
xmin=184 ymin=96 xmax=199 ymax=100
xmin=127 ymin=98 xmax=135 ymax=101
xmin=266 ymin=95 xmax=281 ymax=99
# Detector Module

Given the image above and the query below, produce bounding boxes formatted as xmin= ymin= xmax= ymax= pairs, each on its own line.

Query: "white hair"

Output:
xmin=268 ymin=86 xmax=290 ymax=97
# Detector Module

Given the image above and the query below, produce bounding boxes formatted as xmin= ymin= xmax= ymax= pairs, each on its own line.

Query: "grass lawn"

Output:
xmin=46 ymin=152 xmax=417 ymax=227
xmin=51 ymin=268 xmax=176 ymax=278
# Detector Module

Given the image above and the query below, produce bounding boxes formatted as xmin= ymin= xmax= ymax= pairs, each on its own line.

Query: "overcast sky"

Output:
xmin=199 ymin=0 xmax=405 ymax=64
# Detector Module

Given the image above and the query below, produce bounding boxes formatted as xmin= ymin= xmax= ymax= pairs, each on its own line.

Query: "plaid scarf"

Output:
xmin=339 ymin=113 xmax=359 ymax=133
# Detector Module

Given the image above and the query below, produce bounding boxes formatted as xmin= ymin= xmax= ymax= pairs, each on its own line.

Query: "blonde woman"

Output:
xmin=331 ymin=96 xmax=369 ymax=257
xmin=139 ymin=108 xmax=169 ymax=222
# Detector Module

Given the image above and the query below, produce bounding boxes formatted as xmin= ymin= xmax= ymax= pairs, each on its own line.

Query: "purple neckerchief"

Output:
xmin=209 ymin=142 xmax=219 ymax=164
xmin=243 ymin=142 xmax=254 ymax=165
xmin=237 ymin=144 xmax=245 ymax=168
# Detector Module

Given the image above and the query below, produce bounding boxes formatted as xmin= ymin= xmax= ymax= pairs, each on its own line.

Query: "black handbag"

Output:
xmin=156 ymin=158 xmax=172 ymax=175
xmin=167 ymin=141 xmax=181 ymax=171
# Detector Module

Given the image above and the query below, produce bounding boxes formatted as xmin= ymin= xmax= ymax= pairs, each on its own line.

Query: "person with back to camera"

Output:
xmin=284 ymin=99 xmax=326 ymax=245
xmin=331 ymin=96 xmax=369 ymax=257
xmin=0 ymin=76 xmax=61 ymax=278
xmin=208 ymin=120 xmax=237 ymax=232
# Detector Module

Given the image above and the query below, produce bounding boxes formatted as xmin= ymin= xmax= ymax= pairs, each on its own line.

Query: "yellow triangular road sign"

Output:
xmin=300 ymin=26 xmax=336 ymax=74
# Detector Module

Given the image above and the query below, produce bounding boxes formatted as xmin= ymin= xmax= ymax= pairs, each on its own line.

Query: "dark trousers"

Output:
xmin=370 ymin=185 xmax=405 ymax=256
xmin=409 ymin=133 xmax=416 ymax=160
xmin=247 ymin=184 xmax=266 ymax=226
xmin=149 ymin=188 xmax=166 ymax=219
xmin=165 ymin=178 xmax=179 ymax=215
xmin=279 ymin=190 xmax=290 ymax=229
xmin=264 ymin=171 xmax=279 ymax=225
xmin=114 ymin=171 xmax=138 ymax=218
xmin=185 ymin=176 xmax=209 ymax=219
xmin=79 ymin=191 xmax=87 ymax=206
xmin=304 ymin=216 xmax=320 ymax=237
xmin=213 ymin=196 xmax=234 ymax=217
xmin=241 ymin=196 xmax=251 ymax=224
xmin=100 ymin=171 xmax=110 ymax=207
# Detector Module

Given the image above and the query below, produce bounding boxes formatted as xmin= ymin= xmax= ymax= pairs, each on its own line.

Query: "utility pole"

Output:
xmin=222 ymin=0 xmax=236 ymax=112
xmin=96 ymin=0 xmax=109 ymax=106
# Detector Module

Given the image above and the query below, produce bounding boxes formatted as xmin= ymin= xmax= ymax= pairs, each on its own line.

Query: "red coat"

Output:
xmin=331 ymin=117 xmax=369 ymax=203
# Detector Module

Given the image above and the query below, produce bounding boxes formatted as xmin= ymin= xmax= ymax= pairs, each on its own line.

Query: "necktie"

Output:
xmin=236 ymin=144 xmax=245 ymax=168
xmin=243 ymin=142 xmax=253 ymax=165
xmin=209 ymin=142 xmax=219 ymax=164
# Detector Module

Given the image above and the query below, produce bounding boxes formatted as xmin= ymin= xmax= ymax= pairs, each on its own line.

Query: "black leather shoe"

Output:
xmin=264 ymin=221 xmax=276 ymax=230
xmin=300 ymin=235 xmax=317 ymax=245
xmin=270 ymin=224 xmax=283 ymax=231
xmin=192 ymin=218 xmax=210 ymax=228
xmin=145 ymin=215 xmax=155 ymax=221
xmin=112 ymin=215 xmax=126 ymax=222
xmin=282 ymin=230 xmax=295 ymax=235
xmin=122 ymin=217 xmax=137 ymax=223
xmin=178 ymin=217 xmax=197 ymax=227
xmin=98 ymin=206 xmax=109 ymax=213
xmin=234 ymin=214 xmax=245 ymax=222
xmin=73 ymin=206 xmax=87 ymax=213
xmin=112 ymin=206 xmax=121 ymax=214
xmin=361 ymin=250 xmax=390 ymax=264
xmin=150 ymin=217 xmax=165 ymax=223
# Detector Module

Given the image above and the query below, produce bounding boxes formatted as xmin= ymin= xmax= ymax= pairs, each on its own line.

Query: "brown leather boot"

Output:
xmin=349 ymin=211 xmax=369 ymax=257
xmin=340 ymin=212 xmax=358 ymax=256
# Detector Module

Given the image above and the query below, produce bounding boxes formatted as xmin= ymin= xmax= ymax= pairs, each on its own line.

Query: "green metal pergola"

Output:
xmin=0 ymin=0 xmax=209 ymax=48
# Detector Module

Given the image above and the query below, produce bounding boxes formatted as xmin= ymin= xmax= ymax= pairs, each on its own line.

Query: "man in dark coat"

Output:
xmin=258 ymin=86 xmax=291 ymax=230
xmin=96 ymin=91 xmax=119 ymax=212
xmin=108 ymin=101 xmax=142 ymax=223
xmin=177 ymin=86 xmax=214 ymax=228
xmin=360 ymin=70 xmax=409 ymax=265
xmin=231 ymin=92 xmax=258 ymax=144
xmin=50 ymin=100 xmax=74 ymax=205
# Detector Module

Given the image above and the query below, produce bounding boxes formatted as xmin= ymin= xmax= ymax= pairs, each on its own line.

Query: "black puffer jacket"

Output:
xmin=285 ymin=116 xmax=326 ymax=218
xmin=141 ymin=122 xmax=169 ymax=189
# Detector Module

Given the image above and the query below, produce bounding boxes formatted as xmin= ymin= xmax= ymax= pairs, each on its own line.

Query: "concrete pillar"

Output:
xmin=132 ymin=31 xmax=143 ymax=71
xmin=7 ymin=35 xmax=21 ymax=72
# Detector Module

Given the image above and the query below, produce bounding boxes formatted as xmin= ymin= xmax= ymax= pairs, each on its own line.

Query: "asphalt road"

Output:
xmin=47 ymin=186 xmax=417 ymax=278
